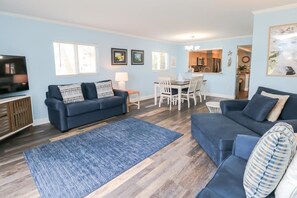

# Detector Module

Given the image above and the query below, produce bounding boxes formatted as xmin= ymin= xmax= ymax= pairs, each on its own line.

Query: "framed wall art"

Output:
xmin=131 ymin=50 xmax=144 ymax=65
xmin=111 ymin=48 xmax=127 ymax=65
xmin=267 ymin=23 xmax=297 ymax=76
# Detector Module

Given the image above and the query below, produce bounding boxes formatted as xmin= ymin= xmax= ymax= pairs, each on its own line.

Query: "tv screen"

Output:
xmin=0 ymin=55 xmax=29 ymax=94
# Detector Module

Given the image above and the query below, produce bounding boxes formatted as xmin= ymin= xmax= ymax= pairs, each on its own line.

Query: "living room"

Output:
xmin=0 ymin=1 xmax=297 ymax=198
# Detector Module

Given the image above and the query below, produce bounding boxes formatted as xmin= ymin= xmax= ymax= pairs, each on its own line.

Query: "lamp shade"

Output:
xmin=115 ymin=72 xmax=128 ymax=82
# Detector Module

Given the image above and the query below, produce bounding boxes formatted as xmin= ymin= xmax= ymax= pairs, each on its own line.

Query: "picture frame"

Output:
xmin=111 ymin=48 xmax=127 ymax=65
xmin=267 ymin=23 xmax=297 ymax=76
xmin=131 ymin=50 xmax=144 ymax=65
xmin=242 ymin=56 xmax=250 ymax=63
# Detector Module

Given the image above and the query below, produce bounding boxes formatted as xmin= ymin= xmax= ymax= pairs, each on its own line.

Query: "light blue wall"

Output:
xmin=249 ymin=7 xmax=297 ymax=96
xmin=177 ymin=37 xmax=252 ymax=98
xmin=0 ymin=14 xmax=178 ymax=122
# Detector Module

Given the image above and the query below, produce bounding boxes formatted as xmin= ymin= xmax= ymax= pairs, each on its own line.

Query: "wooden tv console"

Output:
xmin=0 ymin=95 xmax=33 ymax=141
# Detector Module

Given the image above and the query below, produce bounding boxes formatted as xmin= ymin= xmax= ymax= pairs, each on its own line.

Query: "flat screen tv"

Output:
xmin=0 ymin=55 xmax=29 ymax=94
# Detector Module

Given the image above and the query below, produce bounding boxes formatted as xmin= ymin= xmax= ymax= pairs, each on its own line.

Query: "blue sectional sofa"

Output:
xmin=196 ymin=135 xmax=275 ymax=198
xmin=191 ymin=86 xmax=297 ymax=166
xmin=45 ymin=81 xmax=128 ymax=131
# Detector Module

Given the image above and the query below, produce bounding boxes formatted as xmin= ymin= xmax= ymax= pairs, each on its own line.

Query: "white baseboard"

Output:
xmin=129 ymin=94 xmax=155 ymax=102
xmin=33 ymin=93 xmax=233 ymax=126
xmin=33 ymin=118 xmax=49 ymax=126
xmin=204 ymin=92 xmax=235 ymax=99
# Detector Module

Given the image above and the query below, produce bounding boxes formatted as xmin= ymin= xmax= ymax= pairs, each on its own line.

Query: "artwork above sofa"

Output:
xmin=44 ymin=80 xmax=128 ymax=132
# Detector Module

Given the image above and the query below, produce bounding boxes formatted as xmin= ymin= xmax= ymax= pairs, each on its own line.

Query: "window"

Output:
xmin=53 ymin=42 xmax=97 ymax=75
xmin=152 ymin=51 xmax=168 ymax=70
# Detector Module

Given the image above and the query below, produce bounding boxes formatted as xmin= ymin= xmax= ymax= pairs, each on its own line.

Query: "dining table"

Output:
xmin=154 ymin=80 xmax=206 ymax=111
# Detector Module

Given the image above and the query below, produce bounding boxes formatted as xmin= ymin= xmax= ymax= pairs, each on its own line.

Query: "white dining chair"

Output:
xmin=195 ymin=76 xmax=204 ymax=102
xmin=181 ymin=76 xmax=200 ymax=108
xmin=158 ymin=77 xmax=178 ymax=110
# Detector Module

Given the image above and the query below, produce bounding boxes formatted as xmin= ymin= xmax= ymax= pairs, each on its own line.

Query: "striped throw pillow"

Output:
xmin=95 ymin=81 xmax=114 ymax=98
xmin=243 ymin=122 xmax=297 ymax=198
xmin=58 ymin=84 xmax=84 ymax=104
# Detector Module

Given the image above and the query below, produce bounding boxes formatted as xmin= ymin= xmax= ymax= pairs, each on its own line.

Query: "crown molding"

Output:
xmin=252 ymin=3 xmax=297 ymax=15
xmin=0 ymin=11 xmax=178 ymax=45
xmin=181 ymin=35 xmax=252 ymax=45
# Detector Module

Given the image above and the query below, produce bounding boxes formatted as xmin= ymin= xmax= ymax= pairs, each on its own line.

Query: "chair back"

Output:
xmin=158 ymin=77 xmax=172 ymax=95
xmin=196 ymin=76 xmax=204 ymax=91
xmin=188 ymin=77 xmax=200 ymax=93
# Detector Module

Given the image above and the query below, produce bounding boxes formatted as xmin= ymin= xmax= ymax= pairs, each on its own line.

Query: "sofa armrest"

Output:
xmin=220 ymin=100 xmax=249 ymax=114
xmin=279 ymin=120 xmax=297 ymax=132
xmin=232 ymin=135 xmax=260 ymax=161
xmin=45 ymin=98 xmax=65 ymax=111
xmin=113 ymin=89 xmax=128 ymax=99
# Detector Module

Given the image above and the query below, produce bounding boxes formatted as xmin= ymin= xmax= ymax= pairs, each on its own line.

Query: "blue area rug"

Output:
xmin=24 ymin=118 xmax=182 ymax=198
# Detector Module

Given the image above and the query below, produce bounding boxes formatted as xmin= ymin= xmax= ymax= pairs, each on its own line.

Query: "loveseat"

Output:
xmin=45 ymin=80 xmax=128 ymax=131
xmin=191 ymin=86 xmax=297 ymax=166
xmin=197 ymin=135 xmax=275 ymax=198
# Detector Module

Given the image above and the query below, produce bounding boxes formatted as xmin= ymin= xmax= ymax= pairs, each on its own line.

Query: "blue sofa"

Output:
xmin=197 ymin=135 xmax=275 ymax=198
xmin=45 ymin=81 xmax=128 ymax=131
xmin=191 ymin=86 xmax=297 ymax=166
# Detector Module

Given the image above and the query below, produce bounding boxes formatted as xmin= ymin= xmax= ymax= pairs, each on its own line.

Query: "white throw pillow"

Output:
xmin=58 ymin=83 xmax=84 ymax=104
xmin=95 ymin=81 xmax=114 ymax=98
xmin=243 ymin=122 xmax=297 ymax=198
xmin=275 ymin=150 xmax=297 ymax=198
xmin=261 ymin=91 xmax=289 ymax=122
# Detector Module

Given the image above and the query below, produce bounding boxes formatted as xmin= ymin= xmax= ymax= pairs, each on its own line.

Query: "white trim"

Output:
xmin=252 ymin=3 xmax=297 ymax=15
xmin=204 ymin=92 xmax=235 ymax=99
xmin=181 ymin=35 xmax=252 ymax=45
xmin=33 ymin=118 xmax=49 ymax=126
xmin=130 ymin=94 xmax=154 ymax=102
xmin=0 ymin=11 xmax=177 ymax=45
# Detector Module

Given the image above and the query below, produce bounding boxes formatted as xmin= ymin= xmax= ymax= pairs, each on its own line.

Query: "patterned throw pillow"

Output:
xmin=58 ymin=84 xmax=84 ymax=104
xmin=95 ymin=81 xmax=114 ymax=98
xmin=243 ymin=122 xmax=297 ymax=198
xmin=261 ymin=91 xmax=290 ymax=122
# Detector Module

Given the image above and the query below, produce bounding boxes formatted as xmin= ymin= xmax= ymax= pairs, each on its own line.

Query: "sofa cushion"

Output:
xmin=81 ymin=83 xmax=97 ymax=100
xmin=192 ymin=113 xmax=258 ymax=151
xmin=94 ymin=96 xmax=123 ymax=110
xmin=95 ymin=81 xmax=114 ymax=98
xmin=256 ymin=86 xmax=297 ymax=120
xmin=199 ymin=155 xmax=247 ymax=198
xmin=224 ymin=111 xmax=275 ymax=136
xmin=244 ymin=123 xmax=297 ymax=198
xmin=242 ymin=94 xmax=278 ymax=122
xmin=65 ymin=100 xmax=99 ymax=116
xmin=261 ymin=91 xmax=290 ymax=122
xmin=58 ymin=84 xmax=84 ymax=104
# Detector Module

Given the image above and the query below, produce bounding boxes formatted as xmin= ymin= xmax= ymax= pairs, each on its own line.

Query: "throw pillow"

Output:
xmin=243 ymin=122 xmax=297 ymax=198
xmin=275 ymin=150 xmax=297 ymax=198
xmin=261 ymin=91 xmax=290 ymax=122
xmin=95 ymin=81 xmax=114 ymax=98
xmin=242 ymin=94 xmax=279 ymax=122
xmin=58 ymin=84 xmax=84 ymax=104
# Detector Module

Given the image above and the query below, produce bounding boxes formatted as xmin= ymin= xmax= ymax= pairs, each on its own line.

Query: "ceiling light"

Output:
xmin=184 ymin=45 xmax=200 ymax=51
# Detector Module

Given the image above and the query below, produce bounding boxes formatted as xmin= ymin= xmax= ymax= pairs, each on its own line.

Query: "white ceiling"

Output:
xmin=0 ymin=0 xmax=296 ymax=43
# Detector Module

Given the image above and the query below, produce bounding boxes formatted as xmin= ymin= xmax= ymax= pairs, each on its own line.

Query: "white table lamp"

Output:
xmin=115 ymin=72 xmax=128 ymax=90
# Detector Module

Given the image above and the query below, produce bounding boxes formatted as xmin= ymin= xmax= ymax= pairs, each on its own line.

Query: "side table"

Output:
xmin=127 ymin=90 xmax=140 ymax=112
xmin=206 ymin=101 xmax=221 ymax=113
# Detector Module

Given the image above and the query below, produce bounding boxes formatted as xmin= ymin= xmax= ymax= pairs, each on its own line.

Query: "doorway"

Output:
xmin=235 ymin=45 xmax=252 ymax=99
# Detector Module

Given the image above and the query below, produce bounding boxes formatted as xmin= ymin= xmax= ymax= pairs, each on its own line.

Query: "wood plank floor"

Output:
xmin=0 ymin=98 xmax=220 ymax=198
